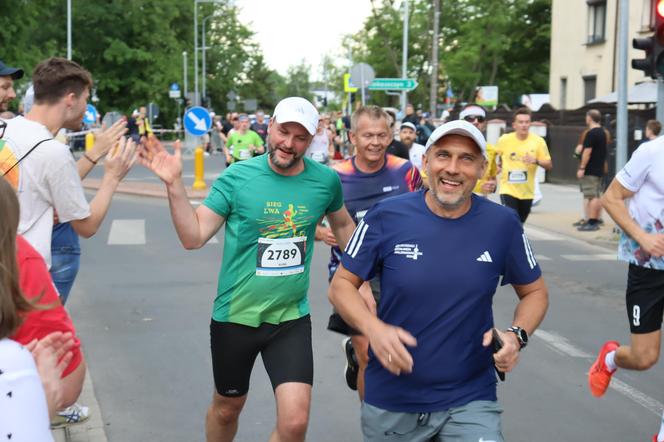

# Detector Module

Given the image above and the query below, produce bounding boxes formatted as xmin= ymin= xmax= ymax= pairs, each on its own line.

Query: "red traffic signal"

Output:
xmin=657 ymin=0 xmax=664 ymax=18
xmin=655 ymin=0 xmax=664 ymax=75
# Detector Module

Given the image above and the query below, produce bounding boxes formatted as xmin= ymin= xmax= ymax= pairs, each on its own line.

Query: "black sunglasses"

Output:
xmin=463 ymin=115 xmax=485 ymax=123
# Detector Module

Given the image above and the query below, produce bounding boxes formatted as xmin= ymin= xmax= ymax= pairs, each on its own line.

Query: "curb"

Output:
xmin=527 ymin=211 xmax=619 ymax=251
xmin=82 ymin=178 xmax=208 ymax=200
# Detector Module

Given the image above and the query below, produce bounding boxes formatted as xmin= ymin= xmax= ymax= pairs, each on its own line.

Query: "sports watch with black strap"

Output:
xmin=506 ymin=326 xmax=528 ymax=350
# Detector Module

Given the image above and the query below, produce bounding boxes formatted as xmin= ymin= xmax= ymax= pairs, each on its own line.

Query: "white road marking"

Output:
xmin=561 ymin=254 xmax=617 ymax=261
xmin=207 ymin=235 xmax=219 ymax=244
xmin=534 ymin=329 xmax=592 ymax=358
xmin=535 ymin=328 xmax=663 ymax=417
xmin=108 ymin=219 xmax=146 ymax=245
xmin=534 ymin=254 xmax=551 ymax=261
xmin=524 ymin=225 xmax=564 ymax=241
xmin=610 ymin=378 xmax=664 ymax=417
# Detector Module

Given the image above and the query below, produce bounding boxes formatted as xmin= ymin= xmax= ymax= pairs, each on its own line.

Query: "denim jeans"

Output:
xmin=50 ymin=222 xmax=81 ymax=305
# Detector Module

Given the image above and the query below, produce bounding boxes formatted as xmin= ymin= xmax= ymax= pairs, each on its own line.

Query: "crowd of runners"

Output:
xmin=1 ymin=55 xmax=664 ymax=442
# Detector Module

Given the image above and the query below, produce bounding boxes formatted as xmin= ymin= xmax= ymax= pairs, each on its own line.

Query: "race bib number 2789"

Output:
xmin=256 ymin=236 xmax=306 ymax=276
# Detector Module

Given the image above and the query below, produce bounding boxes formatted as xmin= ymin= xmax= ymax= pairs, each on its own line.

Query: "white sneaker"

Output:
xmin=51 ymin=402 xmax=90 ymax=428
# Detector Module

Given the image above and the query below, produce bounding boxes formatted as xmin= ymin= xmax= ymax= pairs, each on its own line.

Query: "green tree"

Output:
xmin=279 ymin=61 xmax=313 ymax=102
xmin=0 ymin=0 xmax=65 ymax=98
xmin=0 ymin=0 xmax=280 ymax=125
xmin=346 ymin=0 xmax=434 ymax=108
xmin=442 ymin=0 xmax=551 ymax=105
xmin=346 ymin=0 xmax=551 ymax=110
xmin=318 ymin=54 xmax=347 ymax=111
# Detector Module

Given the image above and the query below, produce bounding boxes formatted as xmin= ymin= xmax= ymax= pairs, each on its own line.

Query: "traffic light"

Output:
xmin=632 ymin=36 xmax=655 ymax=78
xmin=655 ymin=0 xmax=664 ymax=76
xmin=632 ymin=0 xmax=664 ymax=78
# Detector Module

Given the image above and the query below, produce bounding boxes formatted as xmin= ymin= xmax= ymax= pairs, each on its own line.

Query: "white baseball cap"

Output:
xmin=425 ymin=120 xmax=487 ymax=158
xmin=459 ymin=105 xmax=486 ymax=120
xmin=400 ymin=122 xmax=417 ymax=132
xmin=273 ymin=97 xmax=319 ymax=135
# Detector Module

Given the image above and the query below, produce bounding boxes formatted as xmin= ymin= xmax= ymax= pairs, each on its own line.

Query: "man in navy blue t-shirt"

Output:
xmin=329 ymin=120 xmax=549 ymax=442
xmin=316 ymin=106 xmax=421 ymax=398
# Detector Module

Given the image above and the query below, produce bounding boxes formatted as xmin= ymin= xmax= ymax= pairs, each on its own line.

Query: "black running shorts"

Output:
xmin=626 ymin=264 xmax=664 ymax=334
xmin=500 ymin=194 xmax=533 ymax=223
xmin=327 ymin=277 xmax=381 ymax=336
xmin=210 ymin=315 xmax=313 ymax=397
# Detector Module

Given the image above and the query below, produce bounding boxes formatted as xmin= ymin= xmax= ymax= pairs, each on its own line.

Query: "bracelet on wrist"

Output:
xmin=83 ymin=153 xmax=98 ymax=164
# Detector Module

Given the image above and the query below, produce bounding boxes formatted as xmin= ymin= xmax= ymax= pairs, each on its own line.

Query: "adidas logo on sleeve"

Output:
xmin=476 ymin=251 xmax=493 ymax=263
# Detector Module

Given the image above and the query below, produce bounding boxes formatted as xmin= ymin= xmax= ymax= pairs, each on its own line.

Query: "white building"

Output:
xmin=549 ymin=0 xmax=654 ymax=109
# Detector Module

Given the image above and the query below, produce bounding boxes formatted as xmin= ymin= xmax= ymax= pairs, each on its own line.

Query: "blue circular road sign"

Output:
xmin=184 ymin=106 xmax=212 ymax=136
xmin=83 ymin=104 xmax=98 ymax=124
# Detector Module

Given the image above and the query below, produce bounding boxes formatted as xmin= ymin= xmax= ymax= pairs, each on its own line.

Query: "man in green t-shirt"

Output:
xmin=140 ymin=97 xmax=357 ymax=442
xmin=223 ymin=113 xmax=264 ymax=164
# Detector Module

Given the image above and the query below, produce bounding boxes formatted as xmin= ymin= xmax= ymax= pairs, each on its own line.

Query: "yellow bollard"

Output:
xmin=85 ymin=132 xmax=95 ymax=152
xmin=192 ymin=146 xmax=207 ymax=190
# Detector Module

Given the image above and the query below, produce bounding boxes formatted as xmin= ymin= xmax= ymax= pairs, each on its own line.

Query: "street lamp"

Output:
xmin=202 ymin=15 xmax=213 ymax=106
xmin=401 ymin=0 xmax=409 ymax=115
xmin=194 ymin=0 xmax=223 ymax=107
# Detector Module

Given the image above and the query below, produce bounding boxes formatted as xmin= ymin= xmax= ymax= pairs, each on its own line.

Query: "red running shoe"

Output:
xmin=588 ymin=340 xmax=619 ymax=397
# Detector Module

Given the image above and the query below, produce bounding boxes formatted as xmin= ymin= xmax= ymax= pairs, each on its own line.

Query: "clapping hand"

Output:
xmin=103 ymin=136 xmax=138 ymax=182
xmin=26 ymin=331 xmax=75 ymax=417
xmin=139 ymin=136 xmax=183 ymax=185
xmin=89 ymin=119 xmax=128 ymax=161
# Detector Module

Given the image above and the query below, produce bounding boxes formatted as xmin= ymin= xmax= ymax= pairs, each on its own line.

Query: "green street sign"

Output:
xmin=368 ymin=78 xmax=418 ymax=91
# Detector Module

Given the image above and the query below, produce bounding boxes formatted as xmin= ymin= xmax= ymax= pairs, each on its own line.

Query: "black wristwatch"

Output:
xmin=506 ymin=326 xmax=528 ymax=350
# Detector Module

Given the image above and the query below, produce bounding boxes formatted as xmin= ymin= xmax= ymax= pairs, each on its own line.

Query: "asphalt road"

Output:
xmin=66 ymin=191 xmax=664 ymax=442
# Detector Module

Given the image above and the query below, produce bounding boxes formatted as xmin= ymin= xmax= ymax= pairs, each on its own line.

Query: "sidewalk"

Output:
xmin=524 ymin=183 xmax=619 ymax=250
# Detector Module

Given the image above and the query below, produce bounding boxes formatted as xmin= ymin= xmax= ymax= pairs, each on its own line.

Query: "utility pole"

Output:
xmin=401 ymin=0 xmax=409 ymax=115
xmin=194 ymin=2 xmax=199 ymax=106
xmin=202 ymin=15 xmax=213 ymax=106
xmin=616 ymin=0 xmax=629 ymax=171
xmin=67 ymin=0 xmax=72 ymax=60
xmin=429 ymin=0 xmax=440 ymax=117
xmin=348 ymin=46 xmax=353 ymax=116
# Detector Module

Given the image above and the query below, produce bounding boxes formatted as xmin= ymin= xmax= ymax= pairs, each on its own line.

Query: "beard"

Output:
xmin=427 ymin=174 xmax=470 ymax=213
xmin=267 ymin=136 xmax=304 ymax=170
xmin=430 ymin=185 xmax=467 ymax=211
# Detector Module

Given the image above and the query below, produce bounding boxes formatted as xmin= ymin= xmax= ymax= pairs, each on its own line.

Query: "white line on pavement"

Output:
xmin=534 ymin=254 xmax=551 ymax=261
xmin=108 ymin=219 xmax=146 ymax=245
xmin=535 ymin=328 xmax=663 ymax=417
xmin=524 ymin=225 xmax=564 ymax=241
xmin=207 ymin=235 xmax=219 ymax=244
xmin=561 ymin=254 xmax=617 ymax=261
xmin=610 ymin=378 xmax=664 ymax=417
xmin=534 ymin=329 xmax=592 ymax=358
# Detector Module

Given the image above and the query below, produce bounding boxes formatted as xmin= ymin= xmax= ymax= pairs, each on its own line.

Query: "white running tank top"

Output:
xmin=306 ymin=130 xmax=330 ymax=163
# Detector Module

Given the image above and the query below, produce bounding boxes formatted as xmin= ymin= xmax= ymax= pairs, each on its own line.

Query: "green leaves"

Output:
xmin=347 ymin=0 xmax=551 ymax=109
xmin=0 ymin=0 xmax=284 ymax=124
